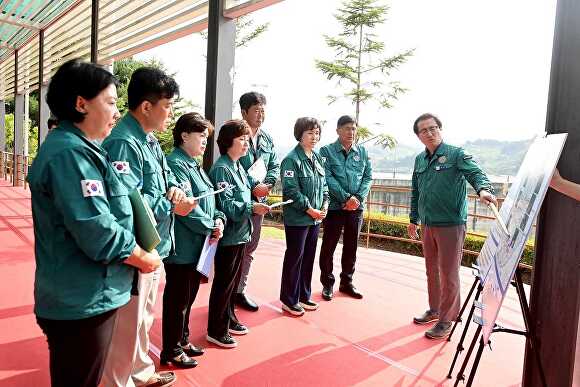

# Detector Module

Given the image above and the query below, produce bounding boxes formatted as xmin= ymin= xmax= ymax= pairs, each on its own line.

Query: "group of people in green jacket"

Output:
xmin=29 ymin=59 xmax=374 ymax=387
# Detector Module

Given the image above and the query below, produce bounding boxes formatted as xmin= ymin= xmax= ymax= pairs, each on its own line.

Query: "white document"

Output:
xmin=196 ymin=235 xmax=218 ymax=277
xmin=247 ymin=158 xmax=267 ymax=182
xmin=269 ymin=199 xmax=293 ymax=209
xmin=192 ymin=187 xmax=225 ymax=201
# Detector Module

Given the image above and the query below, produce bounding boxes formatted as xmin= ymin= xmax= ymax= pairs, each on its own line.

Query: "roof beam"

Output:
xmin=0 ymin=17 xmax=41 ymax=31
xmin=0 ymin=42 xmax=15 ymax=50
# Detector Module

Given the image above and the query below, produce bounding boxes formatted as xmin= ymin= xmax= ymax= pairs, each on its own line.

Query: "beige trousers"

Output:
xmin=422 ymin=225 xmax=466 ymax=323
xmin=101 ymin=266 xmax=162 ymax=387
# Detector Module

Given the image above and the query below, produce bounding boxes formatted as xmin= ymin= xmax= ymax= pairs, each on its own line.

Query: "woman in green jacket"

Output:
xmin=279 ymin=117 xmax=329 ymax=316
xmin=161 ymin=113 xmax=226 ymax=368
xmin=28 ymin=59 xmax=160 ymax=387
xmin=207 ymin=120 xmax=270 ymax=348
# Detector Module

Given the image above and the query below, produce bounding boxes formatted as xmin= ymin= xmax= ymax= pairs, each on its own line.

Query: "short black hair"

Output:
xmin=173 ymin=112 xmax=214 ymax=147
xmin=127 ymin=67 xmax=179 ymax=111
xmin=239 ymin=92 xmax=266 ymax=112
xmin=47 ymin=116 xmax=59 ymax=129
xmin=46 ymin=59 xmax=118 ymax=123
xmin=337 ymin=115 xmax=356 ymax=128
xmin=217 ymin=119 xmax=250 ymax=155
xmin=294 ymin=117 xmax=321 ymax=141
xmin=413 ymin=113 xmax=442 ymax=134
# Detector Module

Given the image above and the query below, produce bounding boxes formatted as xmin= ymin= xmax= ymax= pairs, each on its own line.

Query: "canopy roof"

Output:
xmin=0 ymin=0 xmax=280 ymax=99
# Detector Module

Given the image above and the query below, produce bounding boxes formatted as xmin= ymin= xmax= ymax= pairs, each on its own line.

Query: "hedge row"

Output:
xmin=265 ymin=209 xmax=535 ymax=269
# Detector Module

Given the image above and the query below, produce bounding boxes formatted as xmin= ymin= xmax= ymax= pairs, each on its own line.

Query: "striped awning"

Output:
xmin=0 ymin=0 xmax=282 ymax=99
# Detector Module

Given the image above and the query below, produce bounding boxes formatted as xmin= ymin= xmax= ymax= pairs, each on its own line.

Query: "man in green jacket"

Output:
xmin=408 ymin=113 xmax=497 ymax=340
xmin=319 ymin=115 xmax=372 ymax=301
xmin=102 ymin=68 xmax=196 ymax=387
xmin=236 ymin=92 xmax=280 ymax=311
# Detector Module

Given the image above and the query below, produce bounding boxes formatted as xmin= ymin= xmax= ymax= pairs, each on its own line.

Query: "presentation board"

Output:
xmin=476 ymin=133 xmax=567 ymax=343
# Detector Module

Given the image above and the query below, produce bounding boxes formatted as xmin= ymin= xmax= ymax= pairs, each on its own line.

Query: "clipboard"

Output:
xmin=128 ymin=189 xmax=161 ymax=252
xmin=247 ymin=158 xmax=267 ymax=182
xmin=196 ymin=235 xmax=218 ymax=277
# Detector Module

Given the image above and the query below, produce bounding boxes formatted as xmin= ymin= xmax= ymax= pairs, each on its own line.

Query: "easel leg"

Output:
xmin=447 ymin=282 xmax=483 ymax=378
xmin=453 ymin=324 xmax=482 ymax=387
xmin=466 ymin=337 xmax=486 ymax=387
xmin=448 ymin=276 xmax=479 ymax=342
xmin=515 ymin=269 xmax=548 ymax=387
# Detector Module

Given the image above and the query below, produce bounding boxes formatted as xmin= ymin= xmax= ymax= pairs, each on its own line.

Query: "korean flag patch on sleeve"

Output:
xmin=284 ymin=170 xmax=294 ymax=178
xmin=217 ymin=181 xmax=229 ymax=189
xmin=81 ymin=180 xmax=104 ymax=197
xmin=112 ymin=161 xmax=130 ymax=174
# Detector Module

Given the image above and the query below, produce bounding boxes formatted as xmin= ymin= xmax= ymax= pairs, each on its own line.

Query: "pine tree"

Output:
xmin=316 ymin=0 xmax=413 ymax=148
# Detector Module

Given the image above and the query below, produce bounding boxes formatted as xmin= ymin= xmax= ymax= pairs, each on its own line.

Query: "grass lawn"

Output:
xmin=261 ymin=225 xmax=285 ymax=240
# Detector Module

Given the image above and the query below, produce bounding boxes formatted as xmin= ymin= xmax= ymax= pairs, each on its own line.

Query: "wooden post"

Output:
xmin=522 ymin=0 xmax=580 ymax=385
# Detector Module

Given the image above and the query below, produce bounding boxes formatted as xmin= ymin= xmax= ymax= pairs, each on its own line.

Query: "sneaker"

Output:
xmin=425 ymin=321 xmax=453 ymax=340
xmin=142 ymin=371 xmax=176 ymax=386
xmin=281 ymin=302 xmax=305 ymax=316
xmin=206 ymin=334 xmax=238 ymax=348
xmin=159 ymin=351 xmax=198 ymax=369
xmin=299 ymin=300 xmax=319 ymax=311
xmin=413 ymin=310 xmax=439 ymax=325
xmin=229 ymin=322 xmax=249 ymax=335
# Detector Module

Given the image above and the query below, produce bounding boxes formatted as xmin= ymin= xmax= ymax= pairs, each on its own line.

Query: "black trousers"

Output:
xmin=36 ymin=308 xmax=117 ymax=387
xmin=207 ymin=243 xmax=246 ymax=338
xmin=280 ymin=224 xmax=321 ymax=306
xmin=319 ymin=209 xmax=364 ymax=288
xmin=162 ymin=263 xmax=202 ymax=356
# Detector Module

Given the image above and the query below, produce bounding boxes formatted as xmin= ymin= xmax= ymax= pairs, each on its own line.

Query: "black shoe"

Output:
xmin=206 ymin=334 xmax=237 ymax=348
xmin=160 ymin=351 xmax=198 ymax=369
xmin=322 ymin=286 xmax=333 ymax=301
xmin=235 ymin=293 xmax=259 ymax=312
xmin=229 ymin=321 xmax=249 ymax=335
xmin=339 ymin=285 xmax=363 ymax=299
xmin=299 ymin=299 xmax=319 ymax=311
xmin=180 ymin=342 xmax=204 ymax=357
xmin=281 ymin=302 xmax=305 ymax=316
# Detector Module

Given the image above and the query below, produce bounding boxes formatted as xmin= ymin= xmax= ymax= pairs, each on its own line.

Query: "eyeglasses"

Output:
xmin=418 ymin=126 xmax=439 ymax=136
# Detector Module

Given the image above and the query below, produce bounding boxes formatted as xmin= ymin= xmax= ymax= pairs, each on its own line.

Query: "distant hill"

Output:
xmin=273 ymin=138 xmax=533 ymax=177
xmin=366 ymin=138 xmax=533 ymax=177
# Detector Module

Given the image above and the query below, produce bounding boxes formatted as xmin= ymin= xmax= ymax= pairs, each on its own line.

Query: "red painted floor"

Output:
xmin=0 ymin=180 xmax=525 ymax=386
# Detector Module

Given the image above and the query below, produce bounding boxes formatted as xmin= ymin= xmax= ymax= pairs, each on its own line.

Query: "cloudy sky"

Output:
xmin=137 ymin=0 xmax=557 ymax=148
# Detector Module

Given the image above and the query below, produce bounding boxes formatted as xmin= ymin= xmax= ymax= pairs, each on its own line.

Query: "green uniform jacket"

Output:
xmin=165 ymin=147 xmax=226 ymax=265
xmin=410 ymin=142 xmax=494 ymax=226
xmin=209 ymin=154 xmax=253 ymax=246
xmin=102 ymin=114 xmax=179 ymax=258
xmin=28 ymin=121 xmax=136 ymax=320
xmin=239 ymin=129 xmax=280 ymax=187
xmin=281 ymin=145 xmax=329 ymax=226
xmin=320 ymin=140 xmax=373 ymax=210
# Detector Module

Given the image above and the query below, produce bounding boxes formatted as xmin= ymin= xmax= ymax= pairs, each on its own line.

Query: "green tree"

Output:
xmin=316 ymin=0 xmax=413 ymax=148
xmin=200 ymin=15 xmax=270 ymax=49
xmin=113 ymin=57 xmax=197 ymax=154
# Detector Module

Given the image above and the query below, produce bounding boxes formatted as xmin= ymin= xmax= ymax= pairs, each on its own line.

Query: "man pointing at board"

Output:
xmin=407 ymin=113 xmax=497 ymax=339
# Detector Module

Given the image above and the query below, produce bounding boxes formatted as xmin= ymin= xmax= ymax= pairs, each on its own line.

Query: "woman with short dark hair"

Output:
xmin=28 ymin=59 xmax=161 ymax=387
xmin=279 ymin=117 xmax=329 ymax=316
xmin=206 ymin=120 xmax=270 ymax=348
xmin=161 ymin=113 xmax=226 ymax=367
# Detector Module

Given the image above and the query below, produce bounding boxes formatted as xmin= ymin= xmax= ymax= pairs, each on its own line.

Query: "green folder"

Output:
xmin=128 ymin=189 xmax=161 ymax=252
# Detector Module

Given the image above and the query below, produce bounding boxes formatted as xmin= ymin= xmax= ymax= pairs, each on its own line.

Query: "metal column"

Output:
xmin=38 ymin=29 xmax=50 ymax=144
xmin=522 ymin=0 xmax=580 ymax=385
xmin=0 ymin=100 xmax=5 ymax=152
xmin=91 ymin=0 xmax=99 ymax=63
xmin=203 ymin=0 xmax=235 ymax=171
